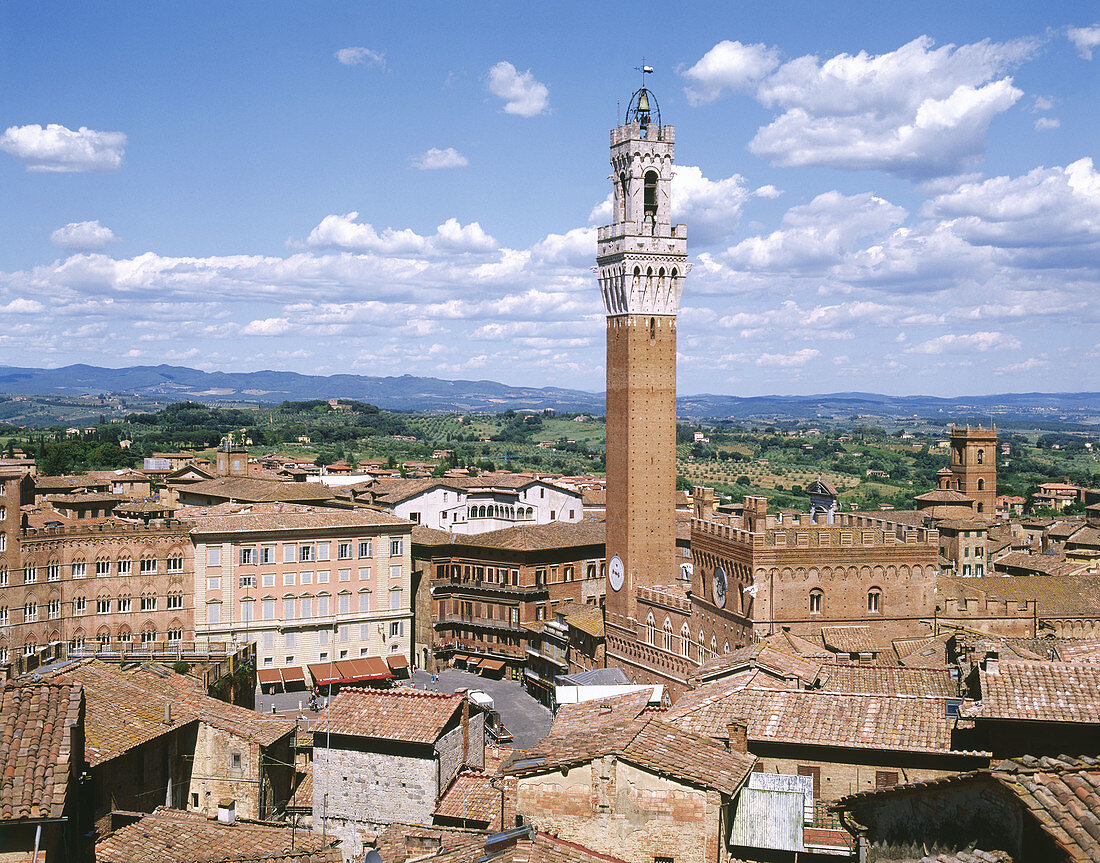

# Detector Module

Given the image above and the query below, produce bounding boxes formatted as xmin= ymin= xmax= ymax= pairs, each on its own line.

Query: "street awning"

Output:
xmin=307 ymin=657 xmax=393 ymax=687
xmin=281 ymin=666 xmax=307 ymax=685
xmin=480 ymin=659 xmax=505 ymax=672
xmin=467 ymin=657 xmax=483 ymax=668
xmin=257 ymin=668 xmax=283 ymax=686
xmin=386 ymin=654 xmax=409 ymax=671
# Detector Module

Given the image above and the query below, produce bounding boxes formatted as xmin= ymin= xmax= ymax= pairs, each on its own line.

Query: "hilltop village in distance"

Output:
xmin=1 ymin=86 xmax=1099 ymax=863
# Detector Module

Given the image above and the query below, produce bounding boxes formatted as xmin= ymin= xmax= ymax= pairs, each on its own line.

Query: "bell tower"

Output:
xmin=597 ymin=82 xmax=688 ymax=628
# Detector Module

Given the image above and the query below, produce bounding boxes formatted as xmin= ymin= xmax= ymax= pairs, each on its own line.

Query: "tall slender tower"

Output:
xmin=949 ymin=424 xmax=997 ymax=514
xmin=597 ymin=84 xmax=688 ymax=629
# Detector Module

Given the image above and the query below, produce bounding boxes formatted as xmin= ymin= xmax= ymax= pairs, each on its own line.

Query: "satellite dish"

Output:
xmin=363 ymin=850 xmax=384 ymax=863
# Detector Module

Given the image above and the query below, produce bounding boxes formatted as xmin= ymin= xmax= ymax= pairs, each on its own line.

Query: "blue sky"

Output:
xmin=1 ymin=2 xmax=1098 ymax=396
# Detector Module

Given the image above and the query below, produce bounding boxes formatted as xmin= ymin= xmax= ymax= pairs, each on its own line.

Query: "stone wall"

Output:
xmin=188 ymin=724 xmax=262 ymax=819
xmin=516 ymin=758 xmax=719 ymax=863
xmin=313 ymin=741 xmax=438 ymax=856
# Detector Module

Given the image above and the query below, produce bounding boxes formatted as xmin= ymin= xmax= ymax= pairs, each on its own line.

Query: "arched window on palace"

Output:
xmin=646 ymin=613 xmax=655 ymax=645
xmin=868 ymin=588 xmax=882 ymax=614
xmin=663 ymin=617 xmax=673 ymax=652
xmin=809 ymin=589 xmax=823 ymax=614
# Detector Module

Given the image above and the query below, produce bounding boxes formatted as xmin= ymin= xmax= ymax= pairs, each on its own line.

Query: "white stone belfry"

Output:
xmin=595 ymin=87 xmax=689 ymax=316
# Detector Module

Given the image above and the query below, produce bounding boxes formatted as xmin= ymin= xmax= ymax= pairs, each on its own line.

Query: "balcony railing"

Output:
xmin=433 ymin=615 xmax=525 ymax=634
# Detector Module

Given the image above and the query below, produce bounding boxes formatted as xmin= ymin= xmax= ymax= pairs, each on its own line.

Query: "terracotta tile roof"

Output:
xmin=321 ymin=689 xmax=463 ymax=743
xmin=95 ymin=807 xmax=342 ymax=862
xmin=39 ymin=660 xmax=294 ymax=765
xmin=820 ymin=625 xmax=880 ymax=654
xmin=374 ymin=823 xmax=491 ymax=863
xmin=691 ymin=641 xmax=822 ymax=684
xmin=179 ymin=476 xmax=336 ymax=503
xmin=938 ymin=574 xmax=1100 ymax=618
xmin=548 ymin=690 xmax=653 ymax=735
xmin=815 ymin=664 xmax=957 ymax=697
xmin=413 ymin=520 xmax=605 ymax=552
xmin=504 ymin=704 xmax=755 ymax=796
xmin=993 ymin=755 xmax=1100 ymax=863
xmin=181 ymin=500 xmax=407 ymax=533
xmin=434 ymin=770 xmax=499 ymax=824
xmin=915 ymin=490 xmax=974 ymax=502
xmin=836 ymin=756 xmax=1099 ymax=863
xmin=555 ymin=602 xmax=604 ymax=638
xmin=991 ymin=551 xmax=1085 ymax=577
xmin=666 ymin=684 xmax=961 ymax=754
xmin=963 ymin=661 xmax=1100 ymax=725
xmin=1058 ymin=640 xmax=1100 ymax=663
xmin=0 ymin=681 xmax=82 ymax=822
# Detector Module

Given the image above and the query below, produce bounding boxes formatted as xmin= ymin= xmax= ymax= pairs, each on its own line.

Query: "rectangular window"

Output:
xmin=141 ymin=596 xmax=156 ymax=611
xmin=316 ymin=542 xmax=330 ymax=561
xmin=358 ymin=540 xmax=373 ymax=558
xmin=118 ymin=597 xmax=132 ymax=613
xmin=140 ymin=558 xmax=156 ymax=574
xmin=74 ymin=597 xmax=86 ymax=615
xmin=390 ymin=565 xmax=402 ymax=581
xmin=239 ymin=575 xmax=256 ymax=589
xmin=240 ymin=601 xmax=254 ymax=622
xmin=317 ymin=570 xmax=329 ymax=584
xmin=358 ymin=566 xmax=371 ymax=581
xmin=319 ymin=628 xmax=329 ymax=645
xmin=207 ymin=576 xmax=220 ymax=591
xmin=390 ymin=539 xmax=403 ymax=557
xmin=337 ymin=541 xmax=352 ymax=560
xmin=117 ymin=559 xmax=132 ymax=576
xmin=359 ymin=592 xmax=370 ymax=612
xmin=208 ymin=548 xmax=221 ymax=566
xmin=390 ymin=589 xmax=402 ymax=610
xmin=95 ymin=560 xmax=110 ymax=577
xmin=283 ymin=572 xmax=296 ymax=586
xmin=262 ymin=600 xmax=275 ymax=620
xmin=299 ymin=544 xmax=313 ymax=563
xmin=339 ymin=625 xmax=348 ymax=643
xmin=263 ymin=632 xmax=274 ymax=649
xmin=260 ymin=545 xmax=276 ymax=564
xmin=338 ymin=568 xmax=351 ymax=582
xmin=360 ymin=624 xmax=371 ymax=639
xmin=239 ymin=547 xmax=256 ymax=566
xmin=339 ymin=595 xmax=350 ymax=614
xmin=0 ymin=569 xmax=6 ymax=587
xmin=875 ymin=771 xmax=899 ymax=789
xmin=284 ymin=631 xmax=296 ymax=648
xmin=262 ymin=573 xmax=275 ymax=587
xmin=300 ymin=596 xmax=313 ymax=618
xmin=208 ymin=604 xmax=221 ymax=624
xmin=389 ymin=621 xmax=404 ymax=637
xmin=283 ymin=598 xmax=296 ymax=619
xmin=283 ymin=544 xmax=295 ymax=563
xmin=318 ymin=596 xmax=329 ymax=617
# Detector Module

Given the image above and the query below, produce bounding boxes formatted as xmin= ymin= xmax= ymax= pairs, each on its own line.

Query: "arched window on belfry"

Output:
xmin=643 ymin=170 xmax=658 ymax=228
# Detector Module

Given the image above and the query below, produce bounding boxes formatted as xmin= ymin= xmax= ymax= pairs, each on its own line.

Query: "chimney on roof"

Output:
xmin=460 ymin=690 xmax=470 ymax=766
xmin=217 ymin=799 xmax=236 ymax=825
xmin=984 ymin=650 xmax=999 ymax=674
xmin=163 ymin=703 xmax=173 ymax=725
xmin=726 ymin=718 xmax=749 ymax=754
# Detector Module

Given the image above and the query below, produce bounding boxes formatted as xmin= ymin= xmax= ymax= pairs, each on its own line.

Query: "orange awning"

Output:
xmin=480 ymin=659 xmax=505 ymax=672
xmin=257 ymin=668 xmax=283 ymax=685
xmin=386 ymin=654 xmax=409 ymax=670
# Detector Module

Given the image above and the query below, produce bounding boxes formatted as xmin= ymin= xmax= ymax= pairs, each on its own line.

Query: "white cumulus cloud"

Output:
xmin=0 ymin=124 xmax=127 ymax=172
xmin=241 ymin=318 xmax=292 ymax=336
xmin=487 ymin=62 xmax=549 ymax=117
xmin=906 ymin=331 xmax=1021 ymax=354
xmin=1034 ymin=117 xmax=1060 ymax=131
xmin=756 ymin=348 xmax=821 ymax=367
xmin=738 ymin=36 xmax=1036 ymax=179
xmin=411 ymin=147 xmax=469 ymax=170
xmin=306 ymin=212 xmax=497 ymax=255
xmin=334 ymin=47 xmax=386 ymax=68
xmin=681 ymin=40 xmax=780 ymax=105
xmin=1067 ymin=25 xmax=1100 ymax=60
xmin=50 ymin=220 xmax=118 ymax=250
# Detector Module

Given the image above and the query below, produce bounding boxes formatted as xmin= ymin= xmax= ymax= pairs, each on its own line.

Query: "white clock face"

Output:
xmin=713 ymin=565 xmax=728 ymax=608
xmin=609 ymin=555 xmax=625 ymax=592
